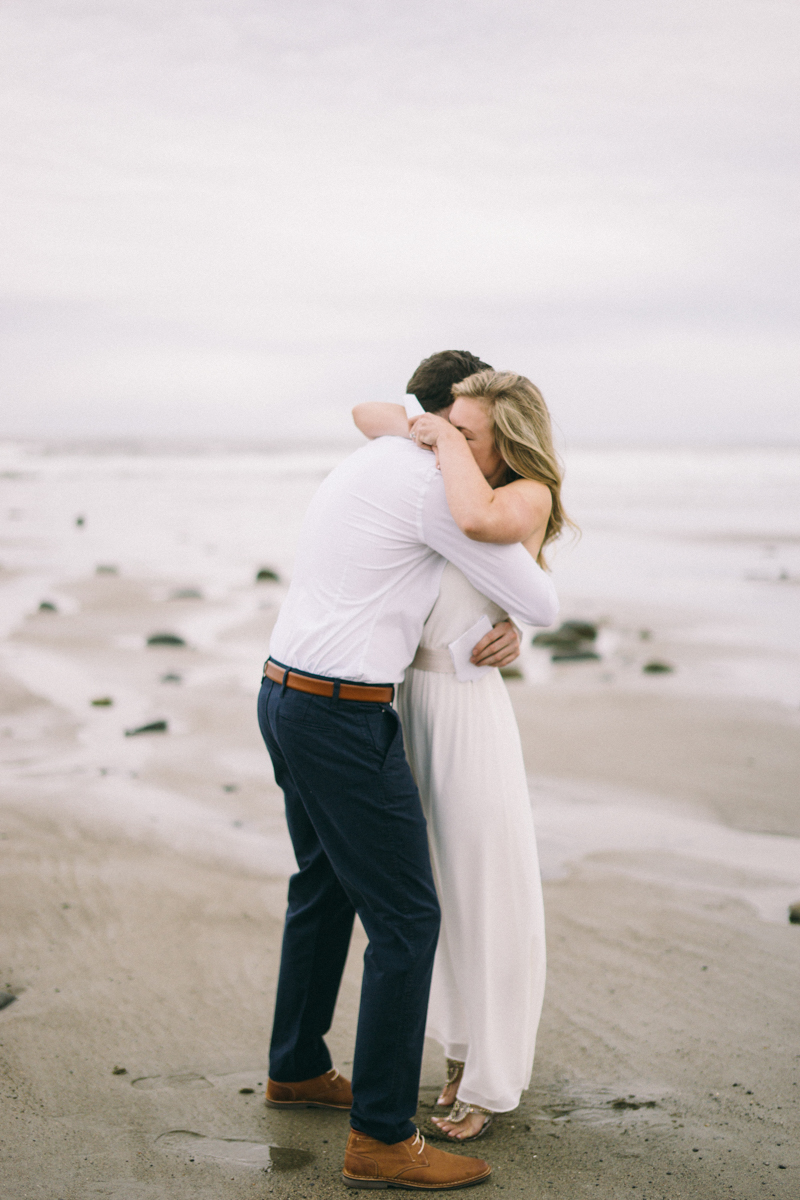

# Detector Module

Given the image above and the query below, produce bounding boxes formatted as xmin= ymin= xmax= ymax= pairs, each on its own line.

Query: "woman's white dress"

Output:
xmin=397 ymin=562 xmax=546 ymax=1113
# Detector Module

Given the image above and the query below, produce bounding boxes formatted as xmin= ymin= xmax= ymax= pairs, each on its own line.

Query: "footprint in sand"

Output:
xmin=131 ymin=1072 xmax=213 ymax=1090
xmin=156 ymin=1130 xmax=313 ymax=1171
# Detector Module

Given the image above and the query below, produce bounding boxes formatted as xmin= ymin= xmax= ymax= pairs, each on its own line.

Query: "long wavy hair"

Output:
xmin=451 ymin=369 xmax=575 ymax=566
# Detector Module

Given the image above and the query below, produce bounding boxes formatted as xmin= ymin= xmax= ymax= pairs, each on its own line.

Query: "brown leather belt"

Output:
xmin=263 ymin=659 xmax=394 ymax=704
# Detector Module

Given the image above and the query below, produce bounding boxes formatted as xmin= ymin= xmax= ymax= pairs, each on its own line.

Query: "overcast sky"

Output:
xmin=1 ymin=0 xmax=798 ymax=445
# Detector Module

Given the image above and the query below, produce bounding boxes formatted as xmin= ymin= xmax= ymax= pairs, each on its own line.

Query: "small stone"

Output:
xmin=112 ymin=1066 xmax=128 ymax=1075
xmin=239 ymin=1087 xmax=254 ymax=1094
xmin=551 ymin=650 xmax=600 ymax=662
xmin=643 ymin=660 xmax=673 ymax=674
xmin=255 ymin=567 xmax=280 ymax=583
xmin=170 ymin=588 xmax=203 ymax=600
xmin=125 ymin=720 xmax=168 ymax=737
xmin=499 ymin=666 xmax=524 ymax=679
xmin=91 ymin=697 xmax=113 ymax=707
xmin=96 ymin=564 xmax=118 ymax=575
xmin=38 ymin=600 xmax=58 ymax=612
xmin=560 ymin=620 xmax=598 ymax=641
xmin=161 ymin=673 xmax=182 ymax=683
xmin=147 ymin=632 xmax=186 ymax=646
xmin=75 ymin=515 xmax=85 ymax=527
xmin=788 ymin=902 xmax=800 ymax=924
xmin=0 ymin=992 xmax=16 ymax=1010
xmin=639 ymin=629 xmax=652 ymax=640
xmin=222 ymin=783 xmax=239 ymax=793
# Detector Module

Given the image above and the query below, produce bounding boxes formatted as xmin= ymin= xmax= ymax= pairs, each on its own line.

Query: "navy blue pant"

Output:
xmin=257 ymin=671 xmax=441 ymax=1145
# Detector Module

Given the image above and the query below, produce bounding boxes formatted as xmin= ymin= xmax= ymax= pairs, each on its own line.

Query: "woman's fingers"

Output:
xmin=470 ymin=620 xmax=521 ymax=666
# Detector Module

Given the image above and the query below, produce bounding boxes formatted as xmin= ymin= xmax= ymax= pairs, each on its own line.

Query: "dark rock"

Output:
xmin=643 ymin=660 xmax=674 ymax=674
xmin=222 ymin=783 xmax=239 ymax=793
xmin=112 ymin=1066 xmax=128 ymax=1075
xmin=147 ymin=632 xmax=186 ymax=646
xmin=161 ymin=673 xmax=182 ymax=683
xmin=75 ymin=515 xmax=85 ymax=527
xmin=170 ymin=588 xmax=203 ymax=600
xmin=255 ymin=567 xmax=280 ymax=583
xmin=38 ymin=600 xmax=58 ymax=612
xmin=239 ymin=1087 xmax=254 ymax=1094
xmin=499 ymin=666 xmax=524 ymax=680
xmin=532 ymin=620 xmax=597 ymax=650
xmin=125 ymin=720 xmax=168 ymax=737
xmin=96 ymin=564 xmax=118 ymax=575
xmin=552 ymin=651 xmax=601 ymax=662
xmin=639 ymin=628 xmax=652 ymax=640
xmin=560 ymin=620 xmax=598 ymax=641
xmin=788 ymin=902 xmax=800 ymax=924
xmin=91 ymin=697 xmax=113 ymax=707
xmin=0 ymin=992 xmax=16 ymax=1010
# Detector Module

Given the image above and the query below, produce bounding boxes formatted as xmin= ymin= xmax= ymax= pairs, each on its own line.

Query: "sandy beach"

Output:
xmin=1 ymin=442 xmax=799 ymax=1199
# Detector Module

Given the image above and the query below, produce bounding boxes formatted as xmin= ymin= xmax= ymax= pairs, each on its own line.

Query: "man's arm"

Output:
xmin=420 ymin=473 xmax=558 ymax=628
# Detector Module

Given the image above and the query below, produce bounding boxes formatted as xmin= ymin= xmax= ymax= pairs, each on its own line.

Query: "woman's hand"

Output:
xmin=409 ymin=412 xmax=461 ymax=451
xmin=470 ymin=620 xmax=521 ymax=668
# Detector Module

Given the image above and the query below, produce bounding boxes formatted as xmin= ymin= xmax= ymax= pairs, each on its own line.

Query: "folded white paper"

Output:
xmin=448 ymin=615 xmax=494 ymax=683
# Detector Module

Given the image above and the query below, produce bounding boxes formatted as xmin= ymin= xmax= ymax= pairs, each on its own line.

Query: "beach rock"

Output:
xmin=532 ymin=620 xmax=597 ymax=649
xmin=125 ymin=720 xmax=168 ymax=737
xmin=0 ymin=992 xmax=16 ymax=1010
xmin=788 ymin=902 xmax=800 ymax=924
xmin=75 ymin=515 xmax=85 ymax=527
xmin=147 ymin=632 xmax=186 ymax=647
xmin=533 ymin=619 xmax=599 ymax=662
xmin=111 ymin=1066 xmax=127 ymax=1075
xmin=170 ymin=588 xmax=203 ymax=600
xmin=38 ymin=600 xmax=58 ymax=612
xmin=91 ymin=697 xmax=113 ymax=707
xmin=256 ymin=567 xmax=280 ymax=583
xmin=161 ymin=673 xmax=182 ymax=683
xmin=643 ymin=660 xmax=674 ymax=674
xmin=560 ymin=620 xmax=598 ymax=641
xmin=96 ymin=564 xmax=118 ymax=575
xmin=239 ymin=1087 xmax=254 ymax=1094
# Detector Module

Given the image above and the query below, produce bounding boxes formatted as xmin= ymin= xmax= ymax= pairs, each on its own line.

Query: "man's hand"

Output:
xmin=470 ymin=620 xmax=521 ymax=668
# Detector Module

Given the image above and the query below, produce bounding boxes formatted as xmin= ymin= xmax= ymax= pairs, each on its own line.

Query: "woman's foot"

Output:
xmin=436 ymin=1059 xmax=465 ymax=1108
xmin=431 ymin=1099 xmax=494 ymax=1141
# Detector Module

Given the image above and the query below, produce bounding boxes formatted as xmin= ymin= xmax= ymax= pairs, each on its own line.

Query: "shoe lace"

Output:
xmin=411 ymin=1128 xmax=426 ymax=1156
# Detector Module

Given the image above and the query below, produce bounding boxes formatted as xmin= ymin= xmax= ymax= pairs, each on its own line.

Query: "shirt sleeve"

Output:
xmin=420 ymin=472 xmax=559 ymax=628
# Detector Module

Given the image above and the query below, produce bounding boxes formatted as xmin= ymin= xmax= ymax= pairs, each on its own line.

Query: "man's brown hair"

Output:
xmin=406 ymin=350 xmax=494 ymax=413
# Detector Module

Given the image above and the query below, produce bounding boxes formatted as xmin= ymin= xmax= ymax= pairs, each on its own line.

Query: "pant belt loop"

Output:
xmin=331 ymin=679 xmax=341 ymax=703
xmin=280 ymin=666 xmax=290 ymax=697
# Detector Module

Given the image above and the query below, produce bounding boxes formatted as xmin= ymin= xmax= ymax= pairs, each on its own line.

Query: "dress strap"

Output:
xmin=409 ymin=645 xmax=456 ymax=674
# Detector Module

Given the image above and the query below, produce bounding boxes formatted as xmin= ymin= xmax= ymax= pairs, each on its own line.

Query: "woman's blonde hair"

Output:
xmin=451 ymin=369 xmax=574 ymax=566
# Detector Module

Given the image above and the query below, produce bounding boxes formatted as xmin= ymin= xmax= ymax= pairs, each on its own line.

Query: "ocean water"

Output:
xmin=2 ymin=439 xmax=799 ymax=921
xmin=2 ymin=439 xmax=798 ymax=702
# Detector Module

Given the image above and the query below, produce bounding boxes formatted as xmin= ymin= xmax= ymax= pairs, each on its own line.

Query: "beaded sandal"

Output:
xmin=435 ymin=1098 xmax=494 ymax=1141
xmin=436 ymin=1059 xmax=465 ymax=1107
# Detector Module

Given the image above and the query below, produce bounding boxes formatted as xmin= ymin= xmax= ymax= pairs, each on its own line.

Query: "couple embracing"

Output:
xmin=257 ymin=350 xmax=568 ymax=1189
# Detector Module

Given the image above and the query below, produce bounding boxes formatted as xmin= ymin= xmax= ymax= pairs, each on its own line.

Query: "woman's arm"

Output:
xmin=352 ymin=402 xmax=410 ymax=440
xmin=411 ymin=413 xmax=552 ymax=546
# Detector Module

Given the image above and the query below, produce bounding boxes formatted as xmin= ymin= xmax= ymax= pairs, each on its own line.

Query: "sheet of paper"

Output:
xmin=448 ymin=614 xmax=494 ymax=683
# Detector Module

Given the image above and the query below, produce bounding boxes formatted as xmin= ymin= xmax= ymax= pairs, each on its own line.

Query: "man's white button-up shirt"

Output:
xmin=269 ymin=437 xmax=558 ymax=685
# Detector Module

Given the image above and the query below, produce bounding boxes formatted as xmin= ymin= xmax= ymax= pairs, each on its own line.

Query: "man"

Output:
xmin=258 ymin=350 xmax=558 ymax=1189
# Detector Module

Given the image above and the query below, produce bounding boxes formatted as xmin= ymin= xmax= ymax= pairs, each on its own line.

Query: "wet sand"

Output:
xmin=2 ymin=569 xmax=800 ymax=1197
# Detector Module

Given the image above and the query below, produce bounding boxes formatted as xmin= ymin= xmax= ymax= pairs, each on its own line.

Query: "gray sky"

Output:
xmin=1 ymin=0 xmax=798 ymax=445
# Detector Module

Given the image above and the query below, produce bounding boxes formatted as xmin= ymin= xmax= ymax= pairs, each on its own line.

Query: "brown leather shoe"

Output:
xmin=342 ymin=1127 xmax=491 ymax=1189
xmin=266 ymin=1067 xmax=352 ymax=1110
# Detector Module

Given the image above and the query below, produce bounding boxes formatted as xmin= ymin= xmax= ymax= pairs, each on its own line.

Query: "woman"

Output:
xmin=353 ymin=370 xmax=568 ymax=1140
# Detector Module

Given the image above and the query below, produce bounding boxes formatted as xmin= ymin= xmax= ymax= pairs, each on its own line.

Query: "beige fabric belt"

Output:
xmin=409 ymin=645 xmax=455 ymax=674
